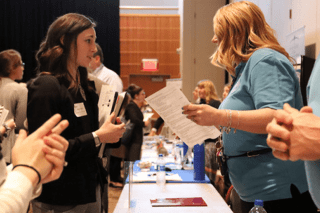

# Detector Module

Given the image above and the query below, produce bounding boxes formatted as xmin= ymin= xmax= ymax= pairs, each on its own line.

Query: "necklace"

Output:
xmin=79 ymin=84 xmax=86 ymax=101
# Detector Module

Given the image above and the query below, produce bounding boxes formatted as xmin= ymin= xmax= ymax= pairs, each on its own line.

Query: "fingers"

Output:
xmin=272 ymin=150 xmax=289 ymax=161
xmin=273 ymin=109 xmax=293 ymax=126
xmin=182 ymin=104 xmax=198 ymax=115
xmin=43 ymin=134 xmax=68 ymax=152
xmin=266 ymin=119 xmax=290 ymax=141
xmin=108 ymin=112 xmax=116 ymax=124
xmin=116 ymin=117 xmax=122 ymax=124
xmin=266 ymin=134 xmax=289 ymax=152
xmin=15 ymin=129 xmax=28 ymax=146
xmin=283 ymin=103 xmax=299 ymax=114
xmin=34 ymin=114 xmax=62 ymax=138
xmin=300 ymin=106 xmax=313 ymax=113
xmin=51 ymin=120 xmax=69 ymax=135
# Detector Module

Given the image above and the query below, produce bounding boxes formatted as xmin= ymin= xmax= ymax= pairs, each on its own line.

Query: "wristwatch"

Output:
xmin=92 ymin=132 xmax=101 ymax=147
xmin=3 ymin=123 xmax=11 ymax=132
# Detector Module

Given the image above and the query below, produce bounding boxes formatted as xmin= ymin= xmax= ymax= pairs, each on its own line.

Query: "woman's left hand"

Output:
xmin=182 ymin=104 xmax=220 ymax=126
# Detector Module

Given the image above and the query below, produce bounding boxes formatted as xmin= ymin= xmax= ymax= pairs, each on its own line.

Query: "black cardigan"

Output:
xmin=27 ymin=75 xmax=106 ymax=205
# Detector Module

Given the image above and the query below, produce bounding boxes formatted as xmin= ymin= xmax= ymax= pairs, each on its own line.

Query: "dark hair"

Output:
xmin=93 ymin=43 xmax=104 ymax=64
xmin=0 ymin=49 xmax=21 ymax=77
xmin=126 ymin=84 xmax=143 ymax=99
xmin=35 ymin=13 xmax=96 ymax=89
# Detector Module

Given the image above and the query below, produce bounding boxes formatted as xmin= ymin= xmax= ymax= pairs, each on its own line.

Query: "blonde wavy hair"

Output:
xmin=211 ymin=1 xmax=293 ymax=75
xmin=198 ymin=80 xmax=221 ymax=103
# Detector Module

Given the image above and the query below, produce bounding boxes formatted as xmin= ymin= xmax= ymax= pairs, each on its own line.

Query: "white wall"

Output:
xmin=180 ymin=0 xmax=226 ymax=101
xmin=232 ymin=0 xmax=320 ymax=59
xmin=292 ymin=0 xmax=320 ymax=59
xmin=120 ymin=0 xmax=179 ymax=14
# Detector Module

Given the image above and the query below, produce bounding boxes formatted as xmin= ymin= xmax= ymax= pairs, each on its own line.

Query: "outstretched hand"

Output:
xmin=182 ymin=104 xmax=219 ymax=126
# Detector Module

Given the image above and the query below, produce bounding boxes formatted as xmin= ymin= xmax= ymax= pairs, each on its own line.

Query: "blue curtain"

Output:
xmin=0 ymin=0 xmax=120 ymax=82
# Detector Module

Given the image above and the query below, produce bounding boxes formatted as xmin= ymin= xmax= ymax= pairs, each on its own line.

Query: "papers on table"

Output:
xmin=146 ymin=86 xmax=220 ymax=148
xmin=133 ymin=172 xmax=182 ymax=182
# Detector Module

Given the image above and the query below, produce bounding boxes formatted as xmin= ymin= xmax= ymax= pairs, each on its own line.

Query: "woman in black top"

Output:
xmin=198 ymin=80 xmax=221 ymax=186
xmin=125 ymin=84 xmax=150 ymax=161
xmin=27 ymin=13 xmax=125 ymax=212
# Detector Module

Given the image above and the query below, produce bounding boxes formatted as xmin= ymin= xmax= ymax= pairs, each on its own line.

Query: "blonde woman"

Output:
xmin=198 ymin=80 xmax=221 ymax=187
xmin=183 ymin=2 xmax=317 ymax=212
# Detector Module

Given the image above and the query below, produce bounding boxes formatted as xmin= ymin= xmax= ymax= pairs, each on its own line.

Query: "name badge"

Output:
xmin=74 ymin=103 xmax=87 ymax=117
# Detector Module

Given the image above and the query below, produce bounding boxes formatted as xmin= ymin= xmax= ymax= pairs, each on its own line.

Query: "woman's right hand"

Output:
xmin=94 ymin=112 xmax=126 ymax=143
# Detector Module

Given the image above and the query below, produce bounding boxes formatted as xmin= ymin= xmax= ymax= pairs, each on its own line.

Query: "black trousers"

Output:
xmin=239 ymin=185 xmax=318 ymax=213
xmin=109 ymin=155 xmax=122 ymax=183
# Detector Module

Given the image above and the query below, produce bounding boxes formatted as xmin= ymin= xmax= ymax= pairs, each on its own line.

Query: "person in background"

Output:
xmin=0 ymin=49 xmax=28 ymax=164
xmin=222 ymin=83 xmax=231 ymax=100
xmin=88 ymin=43 xmax=123 ymax=94
xmin=88 ymin=43 xmax=123 ymax=212
xmin=266 ymin=52 xmax=320 ymax=209
xmin=27 ymin=13 xmax=125 ymax=213
xmin=124 ymin=84 xmax=150 ymax=161
xmin=182 ymin=2 xmax=317 ymax=212
xmin=197 ymin=80 xmax=221 ymax=186
xmin=192 ymin=85 xmax=200 ymax=104
xmin=0 ymin=114 xmax=69 ymax=213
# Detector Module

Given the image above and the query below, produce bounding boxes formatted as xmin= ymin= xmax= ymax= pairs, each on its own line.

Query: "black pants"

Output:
xmin=109 ymin=155 xmax=122 ymax=183
xmin=240 ymin=185 xmax=318 ymax=213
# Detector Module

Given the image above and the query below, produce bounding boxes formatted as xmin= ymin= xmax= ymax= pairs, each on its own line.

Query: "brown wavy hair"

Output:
xmin=35 ymin=13 xmax=96 ymax=89
xmin=197 ymin=80 xmax=221 ymax=103
xmin=211 ymin=1 xmax=293 ymax=76
xmin=0 ymin=49 xmax=21 ymax=77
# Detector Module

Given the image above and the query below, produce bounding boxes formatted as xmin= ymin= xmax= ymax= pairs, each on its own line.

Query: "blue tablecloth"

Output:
xmin=126 ymin=160 xmax=210 ymax=183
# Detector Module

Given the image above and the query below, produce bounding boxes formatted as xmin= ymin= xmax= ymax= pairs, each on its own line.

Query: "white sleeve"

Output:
xmin=0 ymin=163 xmax=42 ymax=213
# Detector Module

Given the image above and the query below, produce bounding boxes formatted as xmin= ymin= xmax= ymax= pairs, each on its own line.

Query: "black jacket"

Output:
xmin=27 ymin=74 xmax=107 ymax=205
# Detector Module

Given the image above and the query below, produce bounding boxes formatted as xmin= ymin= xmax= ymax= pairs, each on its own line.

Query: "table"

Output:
xmin=113 ymin=183 xmax=233 ymax=213
xmin=126 ymin=160 xmax=210 ymax=183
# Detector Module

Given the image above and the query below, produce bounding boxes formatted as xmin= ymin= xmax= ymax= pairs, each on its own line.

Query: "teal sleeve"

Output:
xmin=249 ymin=54 xmax=299 ymax=110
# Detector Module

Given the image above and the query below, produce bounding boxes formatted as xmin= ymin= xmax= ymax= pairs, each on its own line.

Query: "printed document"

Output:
xmin=146 ymin=86 xmax=220 ymax=147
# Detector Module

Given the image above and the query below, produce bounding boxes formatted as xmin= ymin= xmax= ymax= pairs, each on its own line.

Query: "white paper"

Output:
xmin=0 ymin=106 xmax=9 ymax=125
xmin=143 ymin=112 xmax=154 ymax=122
xmin=98 ymin=85 xmax=116 ymax=125
xmin=133 ymin=172 xmax=182 ymax=182
xmin=146 ymin=86 xmax=220 ymax=147
xmin=286 ymin=26 xmax=305 ymax=62
xmin=74 ymin=103 xmax=87 ymax=117
xmin=166 ymin=78 xmax=182 ymax=89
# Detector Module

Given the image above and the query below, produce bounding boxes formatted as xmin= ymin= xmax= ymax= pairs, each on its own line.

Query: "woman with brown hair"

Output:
xmin=0 ymin=49 xmax=27 ymax=164
xmin=27 ymin=13 xmax=125 ymax=212
xmin=125 ymin=84 xmax=150 ymax=161
xmin=183 ymin=2 xmax=317 ymax=212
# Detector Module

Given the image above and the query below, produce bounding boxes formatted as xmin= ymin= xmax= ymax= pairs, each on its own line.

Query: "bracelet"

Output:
xmin=234 ymin=111 xmax=240 ymax=133
xmin=219 ymin=110 xmax=232 ymax=134
xmin=13 ymin=164 xmax=41 ymax=184
xmin=226 ymin=110 xmax=232 ymax=134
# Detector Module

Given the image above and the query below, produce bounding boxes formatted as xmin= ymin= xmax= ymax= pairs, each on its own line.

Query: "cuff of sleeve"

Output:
xmin=5 ymin=170 xmax=42 ymax=200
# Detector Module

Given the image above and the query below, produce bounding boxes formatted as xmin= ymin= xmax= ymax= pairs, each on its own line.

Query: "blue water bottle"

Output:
xmin=249 ymin=199 xmax=267 ymax=213
xmin=193 ymin=143 xmax=205 ymax=181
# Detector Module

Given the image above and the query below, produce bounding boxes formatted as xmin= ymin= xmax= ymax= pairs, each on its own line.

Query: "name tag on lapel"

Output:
xmin=74 ymin=103 xmax=87 ymax=117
